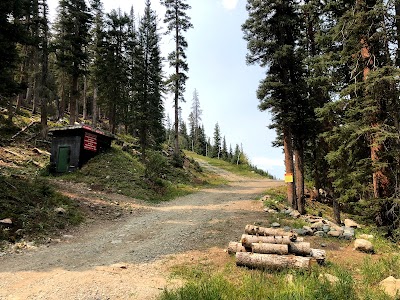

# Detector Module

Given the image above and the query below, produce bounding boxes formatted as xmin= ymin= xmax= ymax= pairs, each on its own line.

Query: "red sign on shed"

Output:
xmin=84 ymin=132 xmax=97 ymax=152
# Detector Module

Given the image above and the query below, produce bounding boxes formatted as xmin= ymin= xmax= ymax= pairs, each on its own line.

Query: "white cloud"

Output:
xmin=221 ymin=0 xmax=239 ymax=10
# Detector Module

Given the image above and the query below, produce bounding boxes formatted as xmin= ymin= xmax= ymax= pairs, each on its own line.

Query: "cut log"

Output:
xmin=241 ymin=234 xmax=291 ymax=247
xmin=227 ymin=242 xmax=248 ymax=255
xmin=241 ymin=234 xmax=303 ymax=248
xmin=245 ymin=224 xmax=297 ymax=239
xmin=251 ymin=243 xmax=289 ymax=255
xmin=236 ymin=252 xmax=311 ymax=270
xmin=289 ymin=242 xmax=311 ymax=256
xmin=310 ymin=248 xmax=326 ymax=264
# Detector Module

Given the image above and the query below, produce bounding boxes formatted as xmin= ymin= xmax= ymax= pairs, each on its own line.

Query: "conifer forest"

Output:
xmin=2 ymin=0 xmax=400 ymax=238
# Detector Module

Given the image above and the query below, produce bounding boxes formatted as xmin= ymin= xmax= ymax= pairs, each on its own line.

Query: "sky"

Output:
xmin=47 ymin=0 xmax=285 ymax=179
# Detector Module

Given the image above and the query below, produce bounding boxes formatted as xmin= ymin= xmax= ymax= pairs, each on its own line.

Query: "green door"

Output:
xmin=57 ymin=146 xmax=70 ymax=173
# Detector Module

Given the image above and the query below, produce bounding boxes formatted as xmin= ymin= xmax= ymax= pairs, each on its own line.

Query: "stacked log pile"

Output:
xmin=228 ymin=224 xmax=326 ymax=270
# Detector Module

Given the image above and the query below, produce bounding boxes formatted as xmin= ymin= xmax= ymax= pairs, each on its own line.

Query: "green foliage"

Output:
xmin=0 ymin=176 xmax=83 ymax=241
xmin=159 ymin=266 xmax=357 ymax=300
xmin=186 ymin=151 xmax=274 ymax=179
xmin=61 ymin=146 xmax=205 ymax=202
xmin=145 ymin=150 xmax=168 ymax=184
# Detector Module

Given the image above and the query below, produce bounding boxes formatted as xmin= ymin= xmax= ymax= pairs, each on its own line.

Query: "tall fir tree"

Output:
xmin=161 ymin=0 xmax=193 ymax=162
xmin=133 ymin=0 xmax=164 ymax=158
xmin=243 ymin=0 xmax=305 ymax=210
xmin=211 ymin=123 xmax=221 ymax=158
xmin=53 ymin=0 xmax=91 ymax=125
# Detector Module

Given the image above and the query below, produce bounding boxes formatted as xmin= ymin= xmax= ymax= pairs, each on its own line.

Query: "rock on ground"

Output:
xmin=354 ymin=239 xmax=374 ymax=253
xmin=380 ymin=276 xmax=400 ymax=297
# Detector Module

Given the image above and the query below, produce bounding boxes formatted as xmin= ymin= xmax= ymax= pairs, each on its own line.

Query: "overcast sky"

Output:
xmin=47 ymin=0 xmax=285 ymax=178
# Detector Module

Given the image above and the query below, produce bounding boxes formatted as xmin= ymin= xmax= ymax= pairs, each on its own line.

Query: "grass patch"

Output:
xmin=160 ymin=262 xmax=358 ymax=300
xmin=0 ymin=175 xmax=83 ymax=242
xmin=185 ymin=151 xmax=275 ymax=179
xmin=57 ymin=146 xmax=210 ymax=203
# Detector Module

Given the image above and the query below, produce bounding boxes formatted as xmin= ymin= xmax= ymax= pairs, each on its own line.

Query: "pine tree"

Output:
xmin=53 ymin=0 xmax=91 ymax=125
xmin=0 ymin=0 xmax=29 ymax=123
xmin=161 ymin=0 xmax=193 ymax=162
xmin=88 ymin=0 xmax=105 ymax=127
xmin=211 ymin=123 xmax=221 ymax=158
xmin=132 ymin=0 xmax=164 ymax=158
xmin=97 ymin=9 xmax=130 ymax=133
xmin=189 ymin=88 xmax=202 ymax=152
xmin=222 ymin=136 xmax=228 ymax=161
xmin=243 ymin=0 xmax=305 ymax=209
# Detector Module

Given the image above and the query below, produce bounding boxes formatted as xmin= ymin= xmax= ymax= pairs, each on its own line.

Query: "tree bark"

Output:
xmin=241 ymin=234 xmax=303 ymax=248
xmin=245 ymin=225 xmax=297 ymax=238
xmin=69 ymin=74 xmax=79 ymax=125
xmin=227 ymin=242 xmax=248 ymax=255
xmin=173 ymin=8 xmax=180 ymax=158
xmin=236 ymin=252 xmax=311 ymax=270
xmin=294 ymin=146 xmax=305 ymax=214
xmin=251 ymin=243 xmax=289 ymax=255
xmin=83 ymin=75 xmax=87 ymax=120
xmin=288 ymin=242 xmax=311 ymax=256
xmin=92 ymin=84 xmax=98 ymax=126
xmin=284 ymin=126 xmax=296 ymax=208
xmin=332 ymin=196 xmax=341 ymax=224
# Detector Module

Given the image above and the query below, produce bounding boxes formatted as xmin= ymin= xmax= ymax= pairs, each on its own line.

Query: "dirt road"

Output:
xmin=0 ymin=162 xmax=283 ymax=300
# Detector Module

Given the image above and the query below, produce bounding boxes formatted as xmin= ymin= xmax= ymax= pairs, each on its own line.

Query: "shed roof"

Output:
xmin=48 ymin=125 xmax=116 ymax=139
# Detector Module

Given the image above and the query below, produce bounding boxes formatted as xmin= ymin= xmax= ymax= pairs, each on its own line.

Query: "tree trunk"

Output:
xmin=92 ymin=84 xmax=98 ymax=126
xmin=173 ymin=9 xmax=180 ymax=158
xmin=332 ymin=197 xmax=341 ymax=224
xmin=395 ymin=1 xmax=400 ymax=67
xmin=283 ymin=126 xmax=296 ymax=208
xmin=288 ymin=242 xmax=311 ymax=256
xmin=227 ymin=242 xmax=248 ymax=255
xmin=40 ymin=5 xmax=48 ymax=139
xmin=59 ymin=73 xmax=66 ymax=119
xmin=236 ymin=252 xmax=311 ymax=270
xmin=251 ymin=243 xmax=289 ymax=255
xmin=294 ymin=146 xmax=305 ymax=214
xmin=83 ymin=75 xmax=87 ymax=120
xmin=70 ymin=74 xmax=79 ymax=125
xmin=245 ymin=225 xmax=297 ymax=238
xmin=241 ymin=234 xmax=303 ymax=248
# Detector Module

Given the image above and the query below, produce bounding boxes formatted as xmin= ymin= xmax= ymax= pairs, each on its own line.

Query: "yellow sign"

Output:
xmin=285 ymin=173 xmax=293 ymax=183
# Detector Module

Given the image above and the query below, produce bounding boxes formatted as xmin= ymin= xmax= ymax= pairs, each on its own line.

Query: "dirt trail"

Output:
xmin=0 ymin=161 xmax=283 ymax=300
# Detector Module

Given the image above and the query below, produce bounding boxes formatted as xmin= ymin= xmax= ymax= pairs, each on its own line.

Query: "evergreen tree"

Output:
xmin=132 ymin=0 xmax=164 ymax=158
xmin=161 ymin=0 xmax=193 ymax=161
xmin=211 ymin=123 xmax=221 ymax=158
xmin=197 ymin=125 xmax=207 ymax=156
xmin=243 ymin=0 xmax=305 ymax=209
xmin=0 ymin=0 xmax=30 ymax=123
xmin=189 ymin=88 xmax=202 ymax=152
xmin=53 ymin=0 xmax=91 ymax=125
xmin=97 ymin=9 xmax=129 ymax=133
xmin=222 ymin=136 xmax=228 ymax=161
xmin=88 ymin=0 xmax=105 ymax=127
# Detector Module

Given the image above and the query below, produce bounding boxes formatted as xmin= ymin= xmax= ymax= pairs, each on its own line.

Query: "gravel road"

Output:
xmin=0 ymin=161 xmax=283 ymax=300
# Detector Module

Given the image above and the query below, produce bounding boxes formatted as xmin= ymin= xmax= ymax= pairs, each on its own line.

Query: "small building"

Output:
xmin=49 ymin=125 xmax=115 ymax=173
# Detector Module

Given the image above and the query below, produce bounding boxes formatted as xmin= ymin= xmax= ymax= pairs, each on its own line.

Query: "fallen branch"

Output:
xmin=11 ymin=121 xmax=38 ymax=139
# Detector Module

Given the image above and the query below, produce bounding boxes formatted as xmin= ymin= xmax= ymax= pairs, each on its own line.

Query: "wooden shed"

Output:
xmin=49 ymin=125 xmax=115 ymax=173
